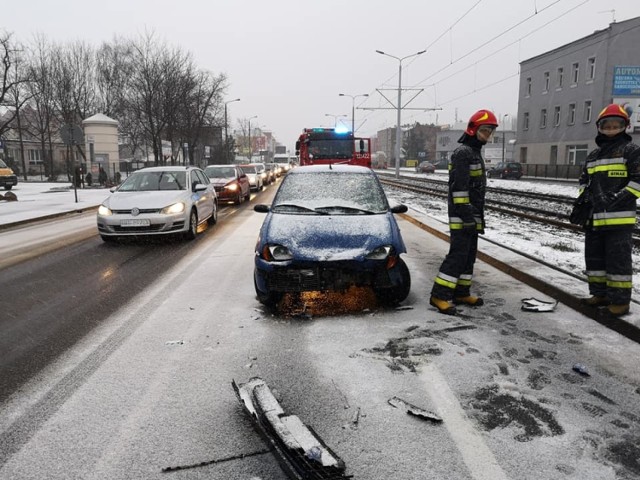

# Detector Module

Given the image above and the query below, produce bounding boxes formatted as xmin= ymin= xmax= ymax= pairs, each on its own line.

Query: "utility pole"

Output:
xmin=339 ymin=93 xmax=369 ymax=133
xmin=224 ymin=98 xmax=240 ymax=164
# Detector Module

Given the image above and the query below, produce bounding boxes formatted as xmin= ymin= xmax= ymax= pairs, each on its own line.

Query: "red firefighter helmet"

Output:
xmin=596 ymin=103 xmax=630 ymax=126
xmin=464 ymin=109 xmax=499 ymax=135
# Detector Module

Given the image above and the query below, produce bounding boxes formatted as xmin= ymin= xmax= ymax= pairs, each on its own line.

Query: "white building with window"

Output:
xmin=516 ymin=16 xmax=640 ymax=168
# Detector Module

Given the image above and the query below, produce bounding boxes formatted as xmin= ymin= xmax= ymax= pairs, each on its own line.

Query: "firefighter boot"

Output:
xmin=580 ymin=296 xmax=609 ymax=307
xmin=453 ymin=296 xmax=484 ymax=307
xmin=607 ymin=304 xmax=630 ymax=316
xmin=430 ymin=296 xmax=457 ymax=315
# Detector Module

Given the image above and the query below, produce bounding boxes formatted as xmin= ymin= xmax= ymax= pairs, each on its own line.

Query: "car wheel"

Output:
xmin=254 ymin=274 xmax=283 ymax=308
xmin=375 ymin=258 xmax=411 ymax=306
xmin=244 ymin=188 xmax=251 ymax=202
xmin=5 ymin=186 xmax=12 ymax=190
xmin=234 ymin=191 xmax=243 ymax=205
xmin=207 ymin=201 xmax=218 ymax=225
xmin=184 ymin=209 xmax=198 ymax=240
xmin=500 ymin=172 xmax=506 ymax=179
xmin=100 ymin=235 xmax=118 ymax=243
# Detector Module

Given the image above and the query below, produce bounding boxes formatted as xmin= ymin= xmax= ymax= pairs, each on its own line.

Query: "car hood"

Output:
xmin=210 ymin=178 xmax=234 ymax=187
xmin=259 ymin=213 xmax=406 ymax=261
xmin=105 ymin=191 xmax=188 ymax=209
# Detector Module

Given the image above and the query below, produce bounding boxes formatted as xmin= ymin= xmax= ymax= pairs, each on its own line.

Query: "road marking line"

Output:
xmin=420 ymin=364 xmax=510 ymax=480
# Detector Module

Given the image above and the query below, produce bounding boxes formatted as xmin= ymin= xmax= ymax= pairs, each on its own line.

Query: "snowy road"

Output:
xmin=1 ymin=184 xmax=640 ymax=479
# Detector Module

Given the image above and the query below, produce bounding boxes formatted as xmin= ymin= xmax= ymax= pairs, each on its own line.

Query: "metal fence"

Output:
xmin=522 ymin=163 xmax=582 ymax=180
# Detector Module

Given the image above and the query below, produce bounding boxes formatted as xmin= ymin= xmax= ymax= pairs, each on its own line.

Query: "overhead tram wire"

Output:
xmin=357 ymin=0 xmax=485 ymax=132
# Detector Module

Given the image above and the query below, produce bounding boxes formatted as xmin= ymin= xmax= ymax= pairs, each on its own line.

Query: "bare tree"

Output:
xmin=0 ymin=31 xmax=28 ymax=140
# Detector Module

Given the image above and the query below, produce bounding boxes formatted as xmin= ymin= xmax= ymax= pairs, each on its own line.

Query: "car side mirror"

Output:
xmin=194 ymin=183 xmax=207 ymax=192
xmin=254 ymin=204 xmax=270 ymax=213
xmin=390 ymin=204 xmax=408 ymax=214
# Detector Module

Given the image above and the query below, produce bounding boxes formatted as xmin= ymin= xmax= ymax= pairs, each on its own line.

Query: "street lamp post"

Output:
xmin=339 ymin=93 xmax=369 ymax=134
xmin=376 ymin=49 xmax=426 ymax=178
xmin=248 ymin=115 xmax=258 ymax=161
xmin=502 ymin=114 xmax=509 ymax=163
xmin=324 ymin=113 xmax=348 ymax=128
xmin=224 ymin=98 xmax=240 ymax=164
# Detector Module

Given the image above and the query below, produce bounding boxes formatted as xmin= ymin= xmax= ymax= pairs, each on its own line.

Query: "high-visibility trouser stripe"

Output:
xmin=592 ymin=217 xmax=636 ymax=227
xmin=607 ymin=280 xmax=633 ymax=289
xmin=625 ymin=183 xmax=640 ymax=198
xmin=587 ymin=270 xmax=606 ymax=284
xmin=587 ymin=164 xmax=626 ymax=174
xmin=452 ymin=191 xmax=470 ymax=204
xmin=470 ymin=169 xmax=483 ymax=177
xmin=434 ymin=272 xmax=458 ymax=290
xmin=458 ymin=273 xmax=472 ymax=286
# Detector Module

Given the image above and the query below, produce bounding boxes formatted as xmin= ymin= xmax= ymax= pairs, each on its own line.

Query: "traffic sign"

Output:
xmin=60 ymin=125 xmax=84 ymax=145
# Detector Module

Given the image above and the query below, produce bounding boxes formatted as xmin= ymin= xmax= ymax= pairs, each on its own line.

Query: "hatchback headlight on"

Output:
xmin=161 ymin=202 xmax=185 ymax=215
xmin=365 ymin=245 xmax=392 ymax=260
xmin=226 ymin=183 xmax=239 ymax=191
xmin=98 ymin=204 xmax=112 ymax=216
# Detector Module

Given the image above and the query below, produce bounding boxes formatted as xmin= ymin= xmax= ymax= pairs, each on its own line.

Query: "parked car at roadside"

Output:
xmin=0 ymin=159 xmax=18 ymax=190
xmin=204 ymin=164 xmax=251 ymax=204
xmin=415 ymin=161 xmax=435 ymax=173
xmin=486 ymin=161 xmax=523 ymax=179
xmin=97 ymin=166 xmax=217 ymax=242
xmin=253 ymin=165 xmax=411 ymax=308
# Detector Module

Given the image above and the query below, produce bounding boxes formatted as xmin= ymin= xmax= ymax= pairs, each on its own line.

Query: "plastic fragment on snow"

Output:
xmin=388 ymin=396 xmax=443 ymax=423
xmin=232 ymin=377 xmax=350 ymax=478
xmin=521 ymin=297 xmax=558 ymax=312
xmin=572 ymin=363 xmax=590 ymax=377
xmin=395 ymin=305 xmax=413 ymax=311
xmin=165 ymin=340 xmax=184 ymax=346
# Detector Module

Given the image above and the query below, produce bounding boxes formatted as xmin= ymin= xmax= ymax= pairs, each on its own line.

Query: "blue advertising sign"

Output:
xmin=613 ymin=66 xmax=640 ymax=96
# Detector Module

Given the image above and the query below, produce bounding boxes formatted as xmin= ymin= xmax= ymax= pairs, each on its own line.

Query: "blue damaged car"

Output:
xmin=253 ymin=164 xmax=411 ymax=308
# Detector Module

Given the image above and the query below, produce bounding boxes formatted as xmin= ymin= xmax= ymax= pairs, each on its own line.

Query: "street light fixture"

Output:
xmin=324 ymin=113 xmax=348 ymax=128
xmin=248 ymin=115 xmax=258 ymax=161
xmin=224 ymin=98 xmax=240 ymax=164
xmin=339 ymin=93 xmax=369 ymax=134
xmin=376 ymin=48 xmax=427 ymax=178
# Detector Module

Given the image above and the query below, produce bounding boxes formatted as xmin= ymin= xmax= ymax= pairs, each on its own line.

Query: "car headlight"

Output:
xmin=262 ymin=244 xmax=293 ymax=261
xmin=260 ymin=173 xmax=267 ymax=179
xmin=365 ymin=245 xmax=392 ymax=260
xmin=98 ymin=204 xmax=112 ymax=216
xmin=226 ymin=183 xmax=239 ymax=191
xmin=161 ymin=202 xmax=185 ymax=215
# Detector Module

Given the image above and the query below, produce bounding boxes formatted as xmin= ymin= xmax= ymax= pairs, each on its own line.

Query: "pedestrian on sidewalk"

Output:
xmin=430 ymin=109 xmax=498 ymax=315
xmin=572 ymin=103 xmax=640 ymax=317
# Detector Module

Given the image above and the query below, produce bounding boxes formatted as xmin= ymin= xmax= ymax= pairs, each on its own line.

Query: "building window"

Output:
xmin=543 ymin=71 xmax=550 ymax=93
xmin=28 ymin=149 xmax=43 ymax=164
xmin=554 ymin=106 xmax=561 ymax=126
xmin=520 ymin=147 xmax=528 ymax=164
xmin=523 ymin=112 xmax=530 ymax=130
xmin=439 ymin=136 xmax=450 ymax=146
xmin=567 ymin=144 xmax=589 ymax=165
xmin=556 ymin=67 xmax=564 ymax=89
xmin=550 ymin=145 xmax=558 ymax=165
xmin=584 ymin=100 xmax=592 ymax=123
xmin=568 ymin=103 xmax=576 ymax=125
xmin=571 ymin=62 xmax=579 ymax=84
xmin=587 ymin=57 xmax=596 ymax=81
xmin=526 ymin=77 xmax=532 ymax=97
xmin=540 ymin=109 xmax=547 ymax=128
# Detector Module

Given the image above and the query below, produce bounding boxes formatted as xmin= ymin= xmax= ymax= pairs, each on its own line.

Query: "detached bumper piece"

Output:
xmin=233 ymin=377 xmax=351 ymax=479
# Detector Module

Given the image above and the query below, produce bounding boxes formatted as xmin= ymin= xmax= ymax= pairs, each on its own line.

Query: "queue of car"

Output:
xmin=95 ymin=160 xmax=411 ymax=309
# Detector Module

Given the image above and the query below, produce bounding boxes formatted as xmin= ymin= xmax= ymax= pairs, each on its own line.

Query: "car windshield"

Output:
xmin=205 ymin=167 xmax=236 ymax=179
xmin=0 ymin=159 xmax=8 ymax=168
xmin=242 ymin=166 xmax=258 ymax=174
xmin=272 ymin=172 xmax=388 ymax=214
xmin=307 ymin=140 xmax=352 ymax=159
xmin=117 ymin=171 xmax=186 ymax=191
xmin=249 ymin=164 xmax=265 ymax=172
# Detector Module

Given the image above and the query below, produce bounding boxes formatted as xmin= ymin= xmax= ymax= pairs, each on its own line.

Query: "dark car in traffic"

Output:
xmin=486 ymin=161 xmax=523 ymax=180
xmin=415 ymin=161 xmax=435 ymax=173
xmin=204 ymin=165 xmax=251 ymax=204
xmin=253 ymin=165 xmax=411 ymax=308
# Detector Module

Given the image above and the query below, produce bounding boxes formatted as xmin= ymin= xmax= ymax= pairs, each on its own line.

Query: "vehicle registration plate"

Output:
xmin=121 ymin=219 xmax=150 ymax=227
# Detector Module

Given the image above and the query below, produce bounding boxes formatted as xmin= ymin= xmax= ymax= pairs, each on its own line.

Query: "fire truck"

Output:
xmin=295 ymin=128 xmax=371 ymax=168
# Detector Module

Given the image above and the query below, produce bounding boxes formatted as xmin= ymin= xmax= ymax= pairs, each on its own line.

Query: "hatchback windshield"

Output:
xmin=118 ymin=171 xmax=186 ymax=191
xmin=205 ymin=166 xmax=236 ymax=178
xmin=273 ymin=172 xmax=388 ymax=213
xmin=242 ymin=166 xmax=258 ymax=174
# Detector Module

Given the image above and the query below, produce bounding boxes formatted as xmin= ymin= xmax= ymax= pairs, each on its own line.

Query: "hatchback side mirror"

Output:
xmin=254 ymin=204 xmax=270 ymax=213
xmin=390 ymin=204 xmax=408 ymax=214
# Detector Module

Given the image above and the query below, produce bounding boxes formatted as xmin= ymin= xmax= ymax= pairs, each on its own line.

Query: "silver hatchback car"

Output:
xmin=97 ymin=166 xmax=218 ymax=242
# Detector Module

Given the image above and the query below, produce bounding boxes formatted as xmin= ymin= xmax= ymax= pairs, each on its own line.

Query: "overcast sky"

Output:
xmin=3 ymin=0 xmax=638 ymax=151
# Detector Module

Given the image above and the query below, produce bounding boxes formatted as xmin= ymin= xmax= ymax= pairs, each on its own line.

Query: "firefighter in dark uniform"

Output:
xmin=573 ymin=103 xmax=640 ymax=316
xmin=430 ymin=109 xmax=498 ymax=315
